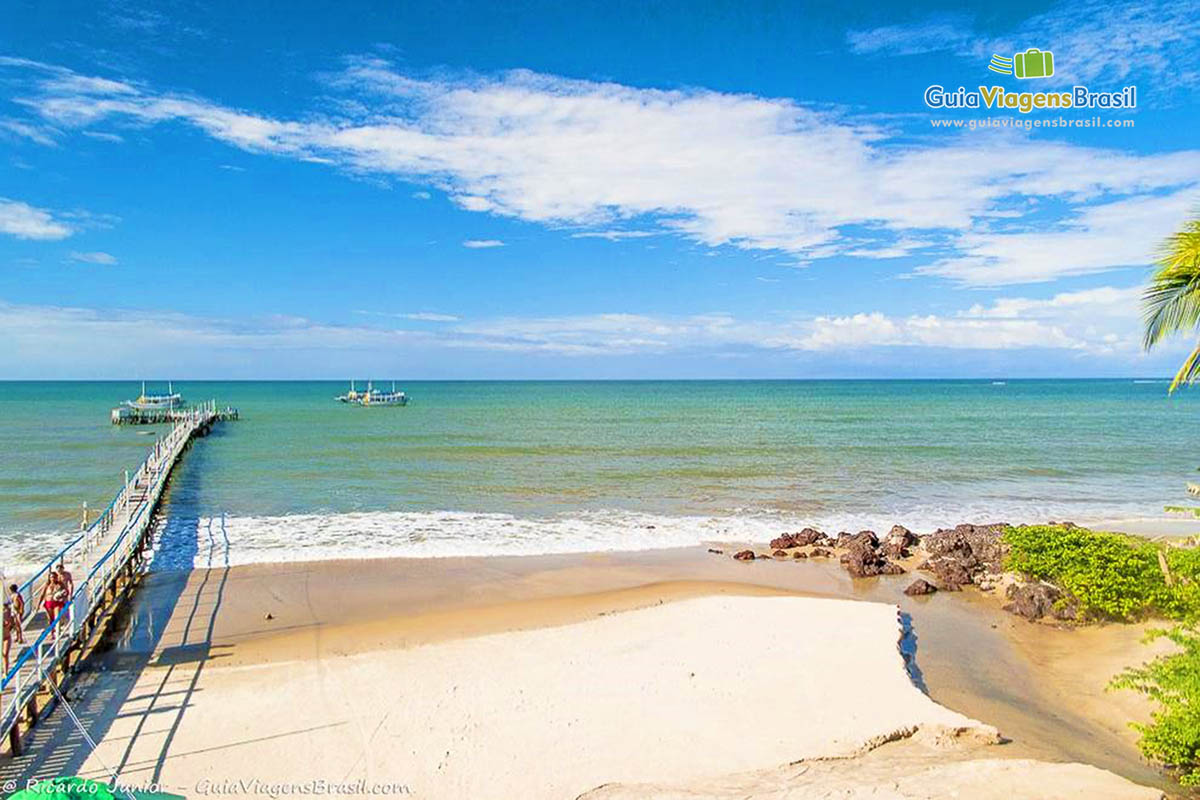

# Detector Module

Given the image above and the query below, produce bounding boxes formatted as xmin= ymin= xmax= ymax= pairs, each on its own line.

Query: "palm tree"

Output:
xmin=1143 ymin=215 xmax=1200 ymax=393
xmin=1145 ymin=215 xmax=1200 ymax=517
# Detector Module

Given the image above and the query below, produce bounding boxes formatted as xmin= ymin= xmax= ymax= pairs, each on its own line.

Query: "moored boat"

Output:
xmin=336 ymin=380 xmax=408 ymax=406
xmin=122 ymin=381 xmax=185 ymax=411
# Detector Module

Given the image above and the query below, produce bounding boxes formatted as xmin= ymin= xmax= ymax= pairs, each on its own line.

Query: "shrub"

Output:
xmin=1003 ymin=525 xmax=1200 ymax=622
xmin=1110 ymin=627 xmax=1200 ymax=786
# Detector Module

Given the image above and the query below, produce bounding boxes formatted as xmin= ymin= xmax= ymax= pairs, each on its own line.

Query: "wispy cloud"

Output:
xmin=570 ymin=230 xmax=656 ymax=242
xmin=462 ymin=239 xmax=504 ymax=248
xmin=848 ymin=0 xmax=1200 ymax=89
xmin=354 ymin=310 xmax=460 ymax=322
xmin=0 ymin=284 xmax=1170 ymax=377
xmin=81 ymin=130 xmax=123 ymax=143
xmin=401 ymin=312 xmax=459 ymax=321
xmin=4 ymin=56 xmax=1198 ymax=285
xmin=69 ymin=250 xmax=117 ymax=265
xmin=0 ymin=117 xmax=58 ymax=146
xmin=0 ymin=198 xmax=74 ymax=240
xmin=848 ymin=15 xmax=973 ymax=57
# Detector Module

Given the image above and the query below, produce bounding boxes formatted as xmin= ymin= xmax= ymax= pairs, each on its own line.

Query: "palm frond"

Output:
xmin=1169 ymin=342 xmax=1200 ymax=393
xmin=1142 ymin=218 xmax=1200 ymax=350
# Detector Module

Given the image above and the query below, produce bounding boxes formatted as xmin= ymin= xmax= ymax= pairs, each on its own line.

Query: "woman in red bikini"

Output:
xmin=37 ymin=572 xmax=68 ymax=639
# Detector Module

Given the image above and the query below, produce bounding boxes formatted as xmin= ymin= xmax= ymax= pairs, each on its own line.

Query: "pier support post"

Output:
xmin=7 ymin=722 xmax=19 ymax=757
xmin=24 ymin=694 xmax=37 ymax=728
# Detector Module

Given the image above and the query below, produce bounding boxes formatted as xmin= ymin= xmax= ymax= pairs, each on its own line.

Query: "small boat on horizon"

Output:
xmin=122 ymin=381 xmax=185 ymax=411
xmin=336 ymin=380 xmax=409 ymax=406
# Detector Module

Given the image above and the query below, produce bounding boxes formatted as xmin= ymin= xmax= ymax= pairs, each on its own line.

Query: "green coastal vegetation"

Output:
xmin=1004 ymin=525 xmax=1200 ymax=622
xmin=1073 ymin=212 xmax=1200 ymax=787
xmin=1003 ymin=524 xmax=1200 ymax=785
xmin=1111 ymin=628 xmax=1200 ymax=787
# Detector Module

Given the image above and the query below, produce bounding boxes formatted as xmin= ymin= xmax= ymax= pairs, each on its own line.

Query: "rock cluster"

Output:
xmin=880 ymin=525 xmax=918 ymax=560
xmin=719 ymin=521 xmax=1085 ymax=624
xmin=838 ymin=530 xmax=907 ymax=578
xmin=1004 ymin=581 xmax=1078 ymax=621
xmin=769 ymin=528 xmax=831 ymax=550
xmin=917 ymin=523 xmax=1008 ymax=590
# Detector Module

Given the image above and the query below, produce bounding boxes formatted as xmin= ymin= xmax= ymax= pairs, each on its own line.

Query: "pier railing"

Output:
xmin=2 ymin=401 xmax=226 ymax=753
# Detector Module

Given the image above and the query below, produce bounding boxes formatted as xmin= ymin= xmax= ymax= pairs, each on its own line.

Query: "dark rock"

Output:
xmin=792 ymin=551 xmax=808 ymax=559
xmin=904 ymin=579 xmax=938 ymax=596
xmin=707 ymin=548 xmax=724 ymax=555
xmin=733 ymin=549 xmax=756 ymax=561
xmin=851 ymin=530 xmax=879 ymax=548
xmin=1004 ymin=581 xmax=1066 ymax=621
xmin=840 ymin=534 xmax=891 ymax=578
xmin=918 ymin=523 xmax=1008 ymax=587
xmin=796 ymin=528 xmax=826 ymax=546
xmin=770 ymin=533 xmax=799 ymax=549
xmin=881 ymin=525 xmax=919 ymax=559
xmin=924 ymin=557 xmax=973 ymax=589
xmin=771 ymin=528 xmax=829 ymax=549
xmin=879 ymin=561 xmax=906 ymax=575
xmin=773 ymin=549 xmax=789 ymax=558
xmin=809 ymin=547 xmax=831 ymax=557
xmin=834 ymin=531 xmax=854 ymax=548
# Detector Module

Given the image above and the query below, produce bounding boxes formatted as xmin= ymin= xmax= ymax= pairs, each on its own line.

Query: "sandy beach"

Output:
xmin=1 ymin=546 xmax=1171 ymax=799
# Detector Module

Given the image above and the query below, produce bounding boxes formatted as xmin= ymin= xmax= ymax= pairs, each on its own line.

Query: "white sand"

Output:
xmin=78 ymin=595 xmax=1158 ymax=799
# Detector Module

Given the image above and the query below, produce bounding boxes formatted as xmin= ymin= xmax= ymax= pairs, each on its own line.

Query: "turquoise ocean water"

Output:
xmin=0 ymin=380 xmax=1196 ymax=571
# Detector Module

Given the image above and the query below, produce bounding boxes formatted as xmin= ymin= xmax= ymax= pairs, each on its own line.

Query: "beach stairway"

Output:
xmin=1 ymin=400 xmax=230 ymax=759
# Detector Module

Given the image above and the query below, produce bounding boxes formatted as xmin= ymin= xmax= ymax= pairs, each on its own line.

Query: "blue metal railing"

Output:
xmin=2 ymin=404 xmax=217 ymax=741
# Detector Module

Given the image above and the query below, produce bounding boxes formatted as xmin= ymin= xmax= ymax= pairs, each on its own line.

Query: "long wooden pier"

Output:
xmin=1 ymin=401 xmax=230 ymax=756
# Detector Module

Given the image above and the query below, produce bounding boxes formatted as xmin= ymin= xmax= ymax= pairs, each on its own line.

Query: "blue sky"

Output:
xmin=1 ymin=0 xmax=1199 ymax=378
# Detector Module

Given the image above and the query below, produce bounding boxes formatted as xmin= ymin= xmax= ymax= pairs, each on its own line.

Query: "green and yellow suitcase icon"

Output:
xmin=1013 ymin=48 xmax=1054 ymax=79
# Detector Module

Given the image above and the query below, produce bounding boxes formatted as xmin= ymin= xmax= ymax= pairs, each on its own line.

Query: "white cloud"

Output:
xmin=462 ymin=239 xmax=504 ymax=248
xmin=352 ymin=309 xmax=460 ymax=322
xmin=921 ymin=191 xmax=1198 ymax=285
xmin=0 ymin=198 xmax=74 ymax=240
xmin=411 ymin=190 xmax=432 ymax=200
xmin=0 ymin=118 xmax=58 ymax=146
xmin=570 ymin=230 xmax=656 ymax=242
xmin=848 ymin=0 xmax=1200 ymax=89
xmin=6 ymin=58 xmax=1200 ymax=284
xmin=69 ymin=251 xmax=118 ymax=265
xmin=0 ymin=284 xmax=1171 ymax=376
xmin=81 ymin=130 xmax=124 ymax=143
xmin=848 ymin=17 xmax=972 ymax=57
xmin=401 ymin=312 xmax=459 ymax=322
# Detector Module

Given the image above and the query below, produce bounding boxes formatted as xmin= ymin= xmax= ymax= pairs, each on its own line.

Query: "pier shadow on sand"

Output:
xmin=0 ymin=429 xmax=234 ymax=789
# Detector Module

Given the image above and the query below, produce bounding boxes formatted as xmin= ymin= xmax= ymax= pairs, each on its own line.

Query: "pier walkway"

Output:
xmin=2 ymin=401 xmax=230 ymax=756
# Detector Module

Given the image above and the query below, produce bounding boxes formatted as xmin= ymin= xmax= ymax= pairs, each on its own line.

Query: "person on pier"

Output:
xmin=55 ymin=563 xmax=74 ymax=599
xmin=2 ymin=600 xmax=19 ymax=674
xmin=37 ymin=572 xmax=68 ymax=640
xmin=7 ymin=583 xmax=25 ymax=626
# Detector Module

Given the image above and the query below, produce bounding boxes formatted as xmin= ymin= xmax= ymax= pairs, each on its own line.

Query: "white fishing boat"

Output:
xmin=336 ymin=380 xmax=408 ymax=406
xmin=122 ymin=381 xmax=185 ymax=411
